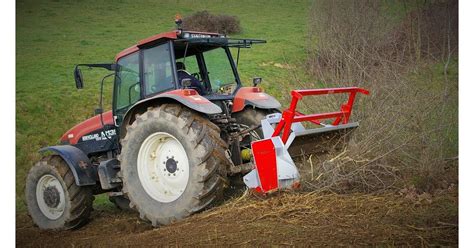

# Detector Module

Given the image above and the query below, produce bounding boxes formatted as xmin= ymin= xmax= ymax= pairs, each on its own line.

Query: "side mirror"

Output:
xmin=74 ymin=66 xmax=84 ymax=89
xmin=181 ymin=78 xmax=192 ymax=88
xmin=252 ymin=77 xmax=262 ymax=87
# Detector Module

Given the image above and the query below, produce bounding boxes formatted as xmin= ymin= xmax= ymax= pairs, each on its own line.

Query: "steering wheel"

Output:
xmin=191 ymin=72 xmax=201 ymax=81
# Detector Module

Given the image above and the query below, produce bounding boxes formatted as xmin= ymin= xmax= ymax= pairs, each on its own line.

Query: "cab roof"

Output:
xmin=114 ymin=30 xmax=222 ymax=62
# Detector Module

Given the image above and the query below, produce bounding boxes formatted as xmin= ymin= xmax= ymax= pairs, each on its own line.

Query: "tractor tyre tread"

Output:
xmin=25 ymin=155 xmax=94 ymax=230
xmin=120 ymin=103 xmax=230 ymax=226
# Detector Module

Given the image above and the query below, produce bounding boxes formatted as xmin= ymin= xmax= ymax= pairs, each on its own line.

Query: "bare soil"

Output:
xmin=16 ymin=190 xmax=457 ymax=247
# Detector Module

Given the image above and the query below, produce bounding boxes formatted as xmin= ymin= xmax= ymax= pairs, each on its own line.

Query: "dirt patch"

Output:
xmin=16 ymin=190 xmax=457 ymax=247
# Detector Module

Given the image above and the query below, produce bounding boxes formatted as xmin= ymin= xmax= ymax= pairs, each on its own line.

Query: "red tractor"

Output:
xmin=25 ymin=24 xmax=368 ymax=230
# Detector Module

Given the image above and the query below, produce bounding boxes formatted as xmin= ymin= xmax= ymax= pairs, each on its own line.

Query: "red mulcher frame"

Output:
xmin=272 ymin=87 xmax=370 ymax=144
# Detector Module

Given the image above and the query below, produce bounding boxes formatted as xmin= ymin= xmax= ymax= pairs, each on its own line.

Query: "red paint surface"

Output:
xmin=115 ymin=31 xmax=178 ymax=62
xmin=231 ymin=87 xmax=267 ymax=112
xmin=272 ymin=87 xmax=370 ymax=143
xmin=60 ymin=111 xmax=114 ymax=145
xmin=251 ymin=139 xmax=278 ymax=193
xmin=164 ymin=89 xmax=213 ymax=104
xmin=137 ymin=31 xmax=178 ymax=47
xmin=114 ymin=46 xmax=139 ymax=62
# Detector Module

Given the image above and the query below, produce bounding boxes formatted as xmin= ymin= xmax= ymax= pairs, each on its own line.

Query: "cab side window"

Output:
xmin=143 ymin=43 xmax=175 ymax=95
xmin=115 ymin=52 xmax=140 ymax=110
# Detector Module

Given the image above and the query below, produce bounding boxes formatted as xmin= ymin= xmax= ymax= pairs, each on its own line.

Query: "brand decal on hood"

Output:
xmin=81 ymin=129 xmax=116 ymax=142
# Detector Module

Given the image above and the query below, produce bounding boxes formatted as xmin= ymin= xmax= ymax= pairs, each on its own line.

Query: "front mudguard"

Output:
xmin=39 ymin=145 xmax=98 ymax=186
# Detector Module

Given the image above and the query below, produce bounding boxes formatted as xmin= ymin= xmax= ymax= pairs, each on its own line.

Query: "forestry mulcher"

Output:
xmin=25 ymin=20 xmax=369 ymax=230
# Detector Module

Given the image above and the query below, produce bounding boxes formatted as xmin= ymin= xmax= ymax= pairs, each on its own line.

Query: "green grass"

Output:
xmin=16 ymin=0 xmax=312 ymax=211
xmin=93 ymin=194 xmax=117 ymax=211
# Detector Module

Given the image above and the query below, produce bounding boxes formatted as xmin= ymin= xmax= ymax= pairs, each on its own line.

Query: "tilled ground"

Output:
xmin=16 ymin=190 xmax=457 ymax=247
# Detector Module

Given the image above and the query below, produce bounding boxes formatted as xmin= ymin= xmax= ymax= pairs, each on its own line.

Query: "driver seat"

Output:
xmin=176 ymin=62 xmax=204 ymax=95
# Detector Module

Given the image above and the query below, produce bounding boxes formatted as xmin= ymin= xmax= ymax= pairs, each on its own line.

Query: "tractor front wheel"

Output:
xmin=25 ymin=155 xmax=94 ymax=230
xmin=120 ymin=104 xmax=230 ymax=226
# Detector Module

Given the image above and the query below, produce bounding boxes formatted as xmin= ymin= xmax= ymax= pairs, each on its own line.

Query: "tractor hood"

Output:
xmin=60 ymin=111 xmax=115 ymax=145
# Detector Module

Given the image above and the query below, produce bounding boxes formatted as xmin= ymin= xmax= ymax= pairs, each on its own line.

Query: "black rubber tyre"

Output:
xmin=25 ymin=155 xmax=94 ymax=230
xmin=233 ymin=107 xmax=279 ymax=141
xmin=109 ymin=195 xmax=132 ymax=211
xmin=120 ymin=104 xmax=230 ymax=226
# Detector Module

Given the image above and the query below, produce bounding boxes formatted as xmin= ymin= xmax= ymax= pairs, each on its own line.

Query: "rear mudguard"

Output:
xmin=232 ymin=87 xmax=281 ymax=113
xmin=120 ymin=89 xmax=222 ymax=138
xmin=155 ymin=89 xmax=222 ymax=114
xmin=40 ymin=145 xmax=98 ymax=186
xmin=126 ymin=89 xmax=222 ymax=116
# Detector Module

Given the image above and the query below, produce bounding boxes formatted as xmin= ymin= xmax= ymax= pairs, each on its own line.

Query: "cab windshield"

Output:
xmin=174 ymin=44 xmax=239 ymax=96
xmin=203 ymin=48 xmax=237 ymax=94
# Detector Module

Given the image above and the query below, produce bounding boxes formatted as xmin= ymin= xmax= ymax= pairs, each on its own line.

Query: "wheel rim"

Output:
xmin=137 ymin=132 xmax=190 ymax=203
xmin=36 ymin=174 xmax=66 ymax=220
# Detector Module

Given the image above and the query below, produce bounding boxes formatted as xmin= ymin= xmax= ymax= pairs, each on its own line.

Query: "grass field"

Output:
xmin=16 ymin=0 xmax=312 ymax=210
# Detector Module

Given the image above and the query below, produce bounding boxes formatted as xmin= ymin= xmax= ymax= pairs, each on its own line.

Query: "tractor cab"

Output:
xmin=104 ymin=13 xmax=268 ymax=107
xmin=109 ymin=30 xmax=267 ymax=124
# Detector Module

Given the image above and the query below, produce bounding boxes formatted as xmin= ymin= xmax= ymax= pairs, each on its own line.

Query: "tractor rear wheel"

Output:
xmin=120 ymin=104 xmax=230 ymax=226
xmin=25 ymin=155 xmax=94 ymax=230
